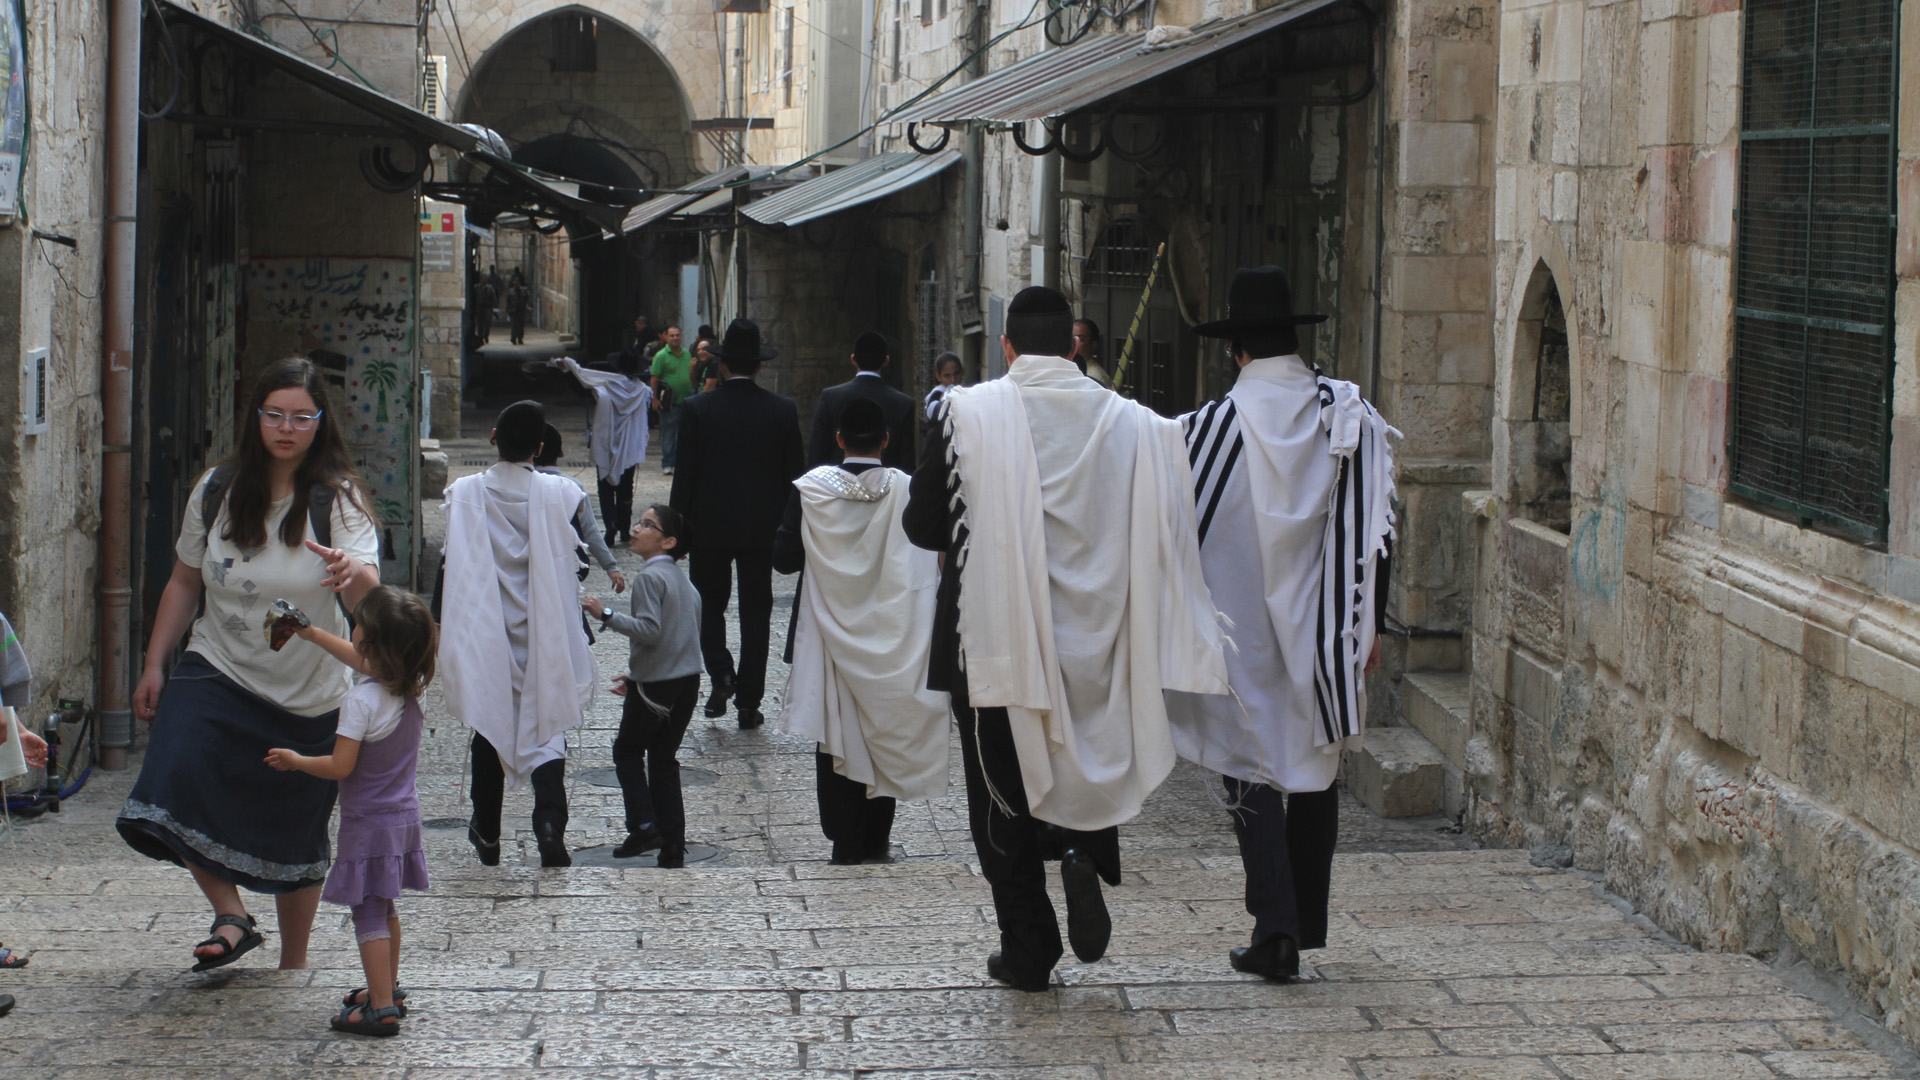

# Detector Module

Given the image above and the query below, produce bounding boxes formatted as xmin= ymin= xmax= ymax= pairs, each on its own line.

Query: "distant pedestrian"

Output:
xmin=924 ymin=352 xmax=963 ymax=420
xmin=471 ymin=276 xmax=497 ymax=348
xmin=440 ymin=401 xmax=599 ymax=869
xmin=775 ymin=400 xmax=948 ymax=865
xmin=505 ymin=272 xmax=530 ymax=345
xmin=266 ymin=585 xmax=437 ymax=1037
xmin=692 ymin=336 xmax=722 ymax=394
xmin=650 ymin=326 xmax=694 ymax=475
xmin=669 ymin=318 xmax=805 ymax=730
xmin=582 ymin=504 xmax=702 ymax=868
xmin=0 ymin=608 xmax=43 ymax=995
xmin=117 ymin=356 xmax=382 ymax=973
xmin=1072 ymin=318 xmax=1112 ymax=388
xmin=551 ymin=355 xmax=653 ymax=544
xmin=807 ymin=331 xmax=916 ymax=474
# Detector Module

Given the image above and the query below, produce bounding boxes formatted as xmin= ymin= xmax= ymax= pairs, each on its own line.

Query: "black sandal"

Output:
xmin=189 ymin=914 xmax=264 ymax=973
xmin=342 ymin=985 xmax=408 ymax=1016
xmin=0 ymin=945 xmax=27 ymax=969
xmin=0 ymin=993 xmax=13 ymax=1017
xmin=331 ymin=1001 xmax=402 ymax=1037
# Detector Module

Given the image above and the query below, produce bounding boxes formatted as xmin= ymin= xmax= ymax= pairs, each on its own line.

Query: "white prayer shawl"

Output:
xmin=553 ymin=356 xmax=653 ymax=482
xmin=440 ymin=464 xmax=598 ymax=786
xmin=1167 ymin=356 xmax=1398 ymax=791
xmin=943 ymin=355 xmax=1230 ymax=831
xmin=779 ymin=465 xmax=950 ymax=802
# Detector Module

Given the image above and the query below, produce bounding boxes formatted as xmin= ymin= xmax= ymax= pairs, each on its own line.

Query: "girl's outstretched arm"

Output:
xmin=296 ymin=624 xmax=373 ymax=678
xmin=266 ymin=735 xmax=363 ymax=780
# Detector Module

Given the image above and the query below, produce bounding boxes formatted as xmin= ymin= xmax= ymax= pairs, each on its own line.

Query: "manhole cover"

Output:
xmin=422 ymin=817 xmax=470 ymax=830
xmin=574 ymin=766 xmax=718 ymax=789
xmin=555 ymin=842 xmax=726 ymax=869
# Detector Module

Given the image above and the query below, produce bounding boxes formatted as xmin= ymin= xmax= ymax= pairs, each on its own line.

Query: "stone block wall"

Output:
xmin=1469 ymin=0 xmax=1920 ymax=1050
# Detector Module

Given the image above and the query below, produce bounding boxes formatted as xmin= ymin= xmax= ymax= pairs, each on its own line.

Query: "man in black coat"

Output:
xmin=806 ymin=331 xmax=916 ymax=473
xmin=670 ymin=318 xmax=805 ymax=729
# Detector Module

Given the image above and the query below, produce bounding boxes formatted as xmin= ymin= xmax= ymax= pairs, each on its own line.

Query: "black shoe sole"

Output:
xmin=468 ymin=824 xmax=501 ymax=867
xmin=985 ymin=953 xmax=1051 ymax=993
xmin=1061 ymin=853 xmax=1111 ymax=963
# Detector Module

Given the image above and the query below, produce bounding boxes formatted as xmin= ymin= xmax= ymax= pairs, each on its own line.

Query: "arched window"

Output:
xmin=1511 ymin=270 xmax=1572 ymax=532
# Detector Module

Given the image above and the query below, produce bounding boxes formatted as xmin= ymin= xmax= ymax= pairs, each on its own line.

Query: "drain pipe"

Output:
xmin=98 ymin=0 xmax=139 ymax=769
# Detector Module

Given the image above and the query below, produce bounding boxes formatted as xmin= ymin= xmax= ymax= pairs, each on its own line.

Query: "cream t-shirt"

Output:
xmin=175 ymin=469 xmax=380 ymax=717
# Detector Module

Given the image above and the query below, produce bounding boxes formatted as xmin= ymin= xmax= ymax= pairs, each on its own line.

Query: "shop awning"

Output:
xmin=156 ymin=0 xmax=481 ymax=153
xmin=903 ymin=0 xmax=1342 ymax=125
xmin=619 ymin=166 xmax=767 ymax=235
xmin=742 ymin=150 xmax=963 ymax=227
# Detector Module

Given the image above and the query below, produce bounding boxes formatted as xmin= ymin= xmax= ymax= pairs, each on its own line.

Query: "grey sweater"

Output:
xmin=600 ymin=555 xmax=703 ymax=684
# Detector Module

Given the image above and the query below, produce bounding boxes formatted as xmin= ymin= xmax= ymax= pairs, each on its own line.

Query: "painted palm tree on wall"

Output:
xmin=362 ymin=358 xmax=402 ymax=424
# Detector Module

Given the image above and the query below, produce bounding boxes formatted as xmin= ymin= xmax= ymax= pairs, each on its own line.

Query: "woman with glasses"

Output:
xmin=118 ymin=356 xmax=382 ymax=973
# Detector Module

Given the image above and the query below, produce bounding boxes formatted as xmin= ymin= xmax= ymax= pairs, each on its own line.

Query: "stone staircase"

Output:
xmin=1347 ymin=670 xmax=1470 ymax=820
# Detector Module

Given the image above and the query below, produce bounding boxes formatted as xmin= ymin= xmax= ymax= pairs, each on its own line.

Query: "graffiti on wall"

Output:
xmin=247 ymin=257 xmax=416 ymax=583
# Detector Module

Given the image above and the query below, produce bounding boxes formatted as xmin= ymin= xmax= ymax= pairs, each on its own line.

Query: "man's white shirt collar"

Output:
xmin=841 ymin=456 xmax=882 ymax=467
xmin=854 ymin=370 xmax=881 ymax=378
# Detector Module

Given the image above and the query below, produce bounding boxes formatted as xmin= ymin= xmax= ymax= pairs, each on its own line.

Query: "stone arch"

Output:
xmin=1503 ymin=257 xmax=1576 ymax=532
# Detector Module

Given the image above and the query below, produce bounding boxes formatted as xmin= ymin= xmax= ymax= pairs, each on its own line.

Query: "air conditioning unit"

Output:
xmin=422 ymin=55 xmax=450 ymax=120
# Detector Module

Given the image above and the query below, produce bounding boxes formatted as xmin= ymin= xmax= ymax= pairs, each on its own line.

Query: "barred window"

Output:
xmin=1730 ymin=0 xmax=1899 ymax=539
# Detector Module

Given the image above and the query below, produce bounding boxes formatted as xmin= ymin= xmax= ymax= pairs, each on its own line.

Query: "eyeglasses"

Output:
xmin=635 ymin=519 xmax=663 ymax=533
xmin=259 ymin=409 xmax=323 ymax=430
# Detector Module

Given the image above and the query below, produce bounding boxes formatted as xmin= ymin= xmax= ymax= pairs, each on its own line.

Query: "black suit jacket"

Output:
xmin=901 ymin=423 xmax=964 ymax=693
xmin=807 ymin=373 xmax=917 ymax=474
xmin=670 ymin=377 xmax=805 ymax=553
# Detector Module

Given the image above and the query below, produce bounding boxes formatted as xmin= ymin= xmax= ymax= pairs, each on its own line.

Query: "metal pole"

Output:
xmin=98 ymin=0 xmax=140 ymax=770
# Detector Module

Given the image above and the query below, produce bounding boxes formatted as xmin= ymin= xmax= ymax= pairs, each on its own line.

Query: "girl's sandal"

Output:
xmin=0 ymin=945 xmax=28 ymax=969
xmin=330 ymin=1002 xmax=402 ymax=1037
xmin=342 ymin=985 xmax=408 ymax=1017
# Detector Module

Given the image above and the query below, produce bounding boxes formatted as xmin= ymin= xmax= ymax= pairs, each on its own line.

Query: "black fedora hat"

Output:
xmin=713 ymin=318 xmax=779 ymax=363
xmin=1192 ymin=266 xmax=1327 ymax=338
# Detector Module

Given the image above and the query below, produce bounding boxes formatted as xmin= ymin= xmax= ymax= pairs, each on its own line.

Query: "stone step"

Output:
xmin=1345 ymin=727 xmax=1449 ymax=819
xmin=1403 ymin=670 xmax=1471 ymax=768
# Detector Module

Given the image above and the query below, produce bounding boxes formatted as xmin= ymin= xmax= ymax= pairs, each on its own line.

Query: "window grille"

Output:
xmin=783 ymin=9 xmax=795 ymax=106
xmin=1729 ymin=0 xmax=1899 ymax=538
xmin=421 ymin=55 xmax=449 ymax=120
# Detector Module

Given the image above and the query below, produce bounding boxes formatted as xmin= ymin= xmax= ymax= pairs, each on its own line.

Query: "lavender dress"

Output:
xmin=322 ymin=688 xmax=429 ymax=908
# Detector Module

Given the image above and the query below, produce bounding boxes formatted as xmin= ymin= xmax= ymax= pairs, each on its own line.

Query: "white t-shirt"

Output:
xmin=335 ymin=678 xmax=406 ymax=744
xmin=175 ymin=468 xmax=380 ymax=717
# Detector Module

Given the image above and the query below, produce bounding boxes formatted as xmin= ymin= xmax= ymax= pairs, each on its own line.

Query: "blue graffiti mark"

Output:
xmin=1570 ymin=486 xmax=1626 ymax=599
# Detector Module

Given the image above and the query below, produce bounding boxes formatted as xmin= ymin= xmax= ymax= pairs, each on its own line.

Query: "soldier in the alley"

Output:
xmin=1168 ymin=266 xmax=1398 ymax=982
xmin=903 ymin=285 xmax=1230 ymax=991
xmin=440 ymin=400 xmax=599 ymax=869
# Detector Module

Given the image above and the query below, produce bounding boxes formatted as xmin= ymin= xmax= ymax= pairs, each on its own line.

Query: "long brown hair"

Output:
xmin=219 ymin=356 xmax=371 ymax=549
xmin=352 ymin=585 xmax=437 ymax=699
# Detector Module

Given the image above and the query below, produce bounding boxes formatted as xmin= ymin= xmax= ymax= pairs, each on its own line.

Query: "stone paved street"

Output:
xmin=1 ymin=403 xmax=1915 ymax=1079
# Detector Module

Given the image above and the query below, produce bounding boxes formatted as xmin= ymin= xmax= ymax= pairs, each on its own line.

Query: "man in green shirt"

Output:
xmin=650 ymin=325 xmax=695 ymax=475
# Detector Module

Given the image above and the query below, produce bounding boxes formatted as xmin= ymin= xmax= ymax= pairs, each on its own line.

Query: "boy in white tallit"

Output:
xmin=440 ymin=401 xmax=598 ymax=869
xmin=774 ymin=399 xmax=948 ymax=865
xmin=904 ymin=286 xmax=1230 ymax=991
xmin=1168 ymin=266 xmax=1398 ymax=982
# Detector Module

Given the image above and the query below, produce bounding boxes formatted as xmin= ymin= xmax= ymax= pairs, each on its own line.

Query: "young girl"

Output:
xmin=266 ymin=586 xmax=437 ymax=1037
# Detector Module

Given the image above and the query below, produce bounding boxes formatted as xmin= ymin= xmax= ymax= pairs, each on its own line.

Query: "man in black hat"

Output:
xmin=1167 ymin=266 xmax=1397 ymax=981
xmin=903 ymin=286 xmax=1230 ymax=992
xmin=806 ymin=331 xmax=917 ymax=473
xmin=670 ymin=318 xmax=806 ymax=729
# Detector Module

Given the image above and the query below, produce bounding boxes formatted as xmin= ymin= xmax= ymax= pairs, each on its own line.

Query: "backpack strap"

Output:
xmin=202 ymin=464 xmax=338 ymax=550
xmin=200 ymin=462 xmax=237 ymax=536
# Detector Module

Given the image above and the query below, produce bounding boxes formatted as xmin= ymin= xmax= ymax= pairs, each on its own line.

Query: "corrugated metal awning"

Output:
xmin=903 ymin=0 xmax=1342 ymax=125
xmin=157 ymin=0 xmax=481 ymax=153
xmin=620 ymin=166 xmax=767 ymax=235
xmin=742 ymin=151 xmax=962 ymax=227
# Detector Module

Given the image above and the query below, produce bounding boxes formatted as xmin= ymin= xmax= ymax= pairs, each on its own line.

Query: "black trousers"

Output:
xmin=815 ymin=751 xmax=896 ymax=863
xmin=597 ymin=466 xmax=636 ymax=540
xmin=468 ymin=733 xmax=567 ymax=842
xmin=952 ymin=682 xmax=1120 ymax=983
xmin=1224 ymin=776 xmax=1340 ymax=950
xmin=613 ymin=674 xmax=700 ymax=851
xmin=688 ymin=545 xmax=774 ymax=710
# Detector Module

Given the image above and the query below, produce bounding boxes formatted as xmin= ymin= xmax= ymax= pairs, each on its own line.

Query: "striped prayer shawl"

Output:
xmin=1182 ymin=380 xmax=1387 ymax=747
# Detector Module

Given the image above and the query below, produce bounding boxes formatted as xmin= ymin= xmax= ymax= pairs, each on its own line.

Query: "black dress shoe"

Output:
xmin=1060 ymin=849 xmax=1111 ymax=963
xmin=736 ymin=707 xmax=765 ymax=730
xmin=534 ymin=821 xmax=572 ymax=868
xmin=0 ymin=992 xmax=14 ymax=1017
xmin=612 ymin=825 xmax=664 ymax=858
xmin=985 ymin=951 xmax=1050 ymax=993
xmin=704 ymin=679 xmax=734 ymax=718
xmin=1229 ymin=935 xmax=1301 ymax=982
xmin=655 ymin=847 xmax=686 ymax=869
xmin=467 ymin=819 xmax=501 ymax=867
